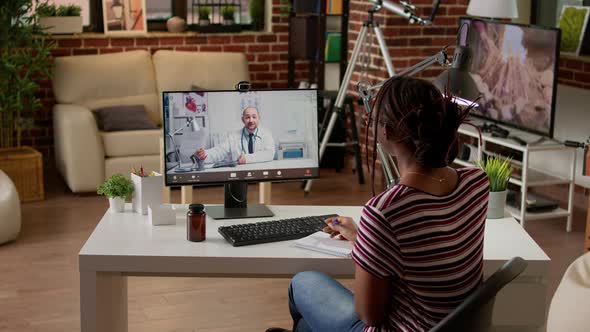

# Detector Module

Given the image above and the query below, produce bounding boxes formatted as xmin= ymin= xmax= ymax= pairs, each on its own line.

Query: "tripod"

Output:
xmin=304 ymin=4 xmax=397 ymax=194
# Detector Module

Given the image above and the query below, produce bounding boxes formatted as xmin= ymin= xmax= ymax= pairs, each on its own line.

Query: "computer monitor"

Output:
xmin=460 ymin=17 xmax=560 ymax=138
xmin=162 ymin=89 xmax=319 ymax=219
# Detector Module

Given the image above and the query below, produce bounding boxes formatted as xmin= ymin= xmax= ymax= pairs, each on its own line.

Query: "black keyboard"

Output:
xmin=218 ymin=214 xmax=339 ymax=247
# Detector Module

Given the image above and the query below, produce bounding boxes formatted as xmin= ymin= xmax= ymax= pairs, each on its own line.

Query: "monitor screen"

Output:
xmin=460 ymin=18 xmax=560 ymax=137
xmin=163 ymin=89 xmax=319 ymax=186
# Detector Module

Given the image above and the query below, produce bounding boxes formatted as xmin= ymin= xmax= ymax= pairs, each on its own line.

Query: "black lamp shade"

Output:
xmin=433 ymin=45 xmax=480 ymax=104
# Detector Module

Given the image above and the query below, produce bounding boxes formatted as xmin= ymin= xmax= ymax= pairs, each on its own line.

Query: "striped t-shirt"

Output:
xmin=351 ymin=167 xmax=489 ymax=332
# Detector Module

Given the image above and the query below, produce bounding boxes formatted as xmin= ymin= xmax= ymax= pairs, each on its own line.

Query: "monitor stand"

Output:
xmin=206 ymin=182 xmax=274 ymax=220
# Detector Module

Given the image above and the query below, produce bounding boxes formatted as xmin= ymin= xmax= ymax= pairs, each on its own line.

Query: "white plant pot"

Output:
xmin=199 ymin=19 xmax=210 ymax=26
xmin=109 ymin=197 xmax=125 ymax=213
xmin=487 ymin=190 xmax=507 ymax=219
xmin=131 ymin=172 xmax=163 ymax=215
xmin=39 ymin=16 xmax=83 ymax=34
xmin=223 ymin=19 xmax=234 ymax=26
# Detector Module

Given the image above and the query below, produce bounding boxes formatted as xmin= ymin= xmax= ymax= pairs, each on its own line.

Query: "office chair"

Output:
xmin=429 ymin=256 xmax=527 ymax=332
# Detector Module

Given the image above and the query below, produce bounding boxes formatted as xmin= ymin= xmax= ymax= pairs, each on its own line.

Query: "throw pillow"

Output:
xmin=95 ymin=105 xmax=158 ymax=132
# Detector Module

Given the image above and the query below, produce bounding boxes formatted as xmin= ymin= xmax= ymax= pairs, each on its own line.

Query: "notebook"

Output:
xmin=293 ymin=231 xmax=353 ymax=257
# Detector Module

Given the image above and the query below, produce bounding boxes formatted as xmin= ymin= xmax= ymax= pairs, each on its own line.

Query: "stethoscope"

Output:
xmin=240 ymin=127 xmax=262 ymax=154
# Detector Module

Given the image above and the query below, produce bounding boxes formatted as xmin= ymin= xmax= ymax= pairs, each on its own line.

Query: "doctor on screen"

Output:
xmin=195 ymin=98 xmax=275 ymax=165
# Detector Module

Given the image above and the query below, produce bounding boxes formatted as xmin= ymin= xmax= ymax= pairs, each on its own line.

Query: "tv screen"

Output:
xmin=162 ymin=89 xmax=320 ymax=186
xmin=461 ymin=18 xmax=560 ymax=137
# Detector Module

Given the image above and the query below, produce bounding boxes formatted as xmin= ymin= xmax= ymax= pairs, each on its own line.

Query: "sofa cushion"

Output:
xmin=52 ymin=50 xmax=160 ymax=124
xmin=153 ymin=50 xmax=249 ymax=92
xmin=95 ymin=105 xmax=158 ymax=131
xmin=101 ymin=129 xmax=161 ymax=157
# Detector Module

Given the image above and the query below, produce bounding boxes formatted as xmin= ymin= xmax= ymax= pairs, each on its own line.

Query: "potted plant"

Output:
xmin=0 ymin=0 xmax=54 ymax=202
xmin=250 ymin=0 xmax=265 ymax=31
xmin=221 ymin=5 xmax=235 ymax=26
xmin=97 ymin=174 xmax=134 ymax=213
xmin=478 ymin=155 xmax=513 ymax=219
xmin=37 ymin=2 xmax=83 ymax=34
xmin=198 ymin=6 xmax=211 ymax=26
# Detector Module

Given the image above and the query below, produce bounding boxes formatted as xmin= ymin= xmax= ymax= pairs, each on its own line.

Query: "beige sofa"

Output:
xmin=52 ymin=50 xmax=249 ymax=193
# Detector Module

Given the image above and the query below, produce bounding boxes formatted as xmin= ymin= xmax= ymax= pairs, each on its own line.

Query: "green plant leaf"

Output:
xmin=476 ymin=155 xmax=514 ymax=192
xmin=97 ymin=174 xmax=134 ymax=198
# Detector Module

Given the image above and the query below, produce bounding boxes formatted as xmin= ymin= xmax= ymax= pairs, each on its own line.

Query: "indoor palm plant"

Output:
xmin=37 ymin=2 xmax=83 ymax=34
xmin=97 ymin=174 xmax=134 ymax=213
xmin=0 ymin=0 xmax=54 ymax=149
xmin=478 ymin=155 xmax=513 ymax=219
xmin=0 ymin=0 xmax=54 ymax=202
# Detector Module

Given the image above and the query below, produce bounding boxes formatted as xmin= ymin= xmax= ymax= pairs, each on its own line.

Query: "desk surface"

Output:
xmin=79 ymin=205 xmax=549 ymax=277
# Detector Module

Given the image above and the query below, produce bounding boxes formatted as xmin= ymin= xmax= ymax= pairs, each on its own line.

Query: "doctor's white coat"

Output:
xmin=204 ymin=127 xmax=275 ymax=164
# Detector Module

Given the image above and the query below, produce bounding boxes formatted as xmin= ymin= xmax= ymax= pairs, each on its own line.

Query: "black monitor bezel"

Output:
xmin=162 ymin=88 xmax=321 ymax=187
xmin=459 ymin=16 xmax=561 ymax=138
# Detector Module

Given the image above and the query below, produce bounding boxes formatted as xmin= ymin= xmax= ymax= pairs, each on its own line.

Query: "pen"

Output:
xmin=331 ymin=219 xmax=340 ymax=226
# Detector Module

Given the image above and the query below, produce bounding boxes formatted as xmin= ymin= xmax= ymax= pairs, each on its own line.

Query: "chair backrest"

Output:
xmin=429 ymin=257 xmax=528 ymax=332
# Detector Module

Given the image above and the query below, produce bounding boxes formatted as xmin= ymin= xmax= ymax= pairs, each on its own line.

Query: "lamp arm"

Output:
xmin=359 ymin=48 xmax=448 ymax=100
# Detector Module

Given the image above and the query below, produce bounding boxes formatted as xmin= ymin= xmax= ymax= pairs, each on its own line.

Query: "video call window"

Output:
xmin=163 ymin=89 xmax=319 ymax=185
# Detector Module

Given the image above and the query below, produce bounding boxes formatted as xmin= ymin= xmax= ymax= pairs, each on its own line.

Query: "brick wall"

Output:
xmin=559 ymin=55 xmax=590 ymax=89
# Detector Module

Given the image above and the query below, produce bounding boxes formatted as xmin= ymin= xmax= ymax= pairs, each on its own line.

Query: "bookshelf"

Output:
xmin=287 ymin=0 xmax=349 ymax=90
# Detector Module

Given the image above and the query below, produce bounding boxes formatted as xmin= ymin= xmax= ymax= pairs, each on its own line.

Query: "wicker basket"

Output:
xmin=0 ymin=146 xmax=44 ymax=202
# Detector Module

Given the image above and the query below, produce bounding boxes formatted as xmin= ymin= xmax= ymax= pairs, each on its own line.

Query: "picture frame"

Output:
xmin=558 ymin=5 xmax=590 ymax=55
xmin=102 ymin=0 xmax=147 ymax=34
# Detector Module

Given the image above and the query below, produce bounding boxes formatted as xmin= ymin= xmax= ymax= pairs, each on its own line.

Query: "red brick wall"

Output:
xmin=559 ymin=55 xmax=590 ymax=89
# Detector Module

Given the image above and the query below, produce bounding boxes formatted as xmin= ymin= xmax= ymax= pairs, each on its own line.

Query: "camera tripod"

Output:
xmin=304 ymin=1 xmax=425 ymax=194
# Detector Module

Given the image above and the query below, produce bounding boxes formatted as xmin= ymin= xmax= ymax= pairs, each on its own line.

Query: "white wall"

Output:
xmin=530 ymin=84 xmax=590 ymax=188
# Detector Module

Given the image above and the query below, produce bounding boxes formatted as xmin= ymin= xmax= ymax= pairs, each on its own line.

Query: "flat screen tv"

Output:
xmin=460 ymin=17 xmax=561 ymax=138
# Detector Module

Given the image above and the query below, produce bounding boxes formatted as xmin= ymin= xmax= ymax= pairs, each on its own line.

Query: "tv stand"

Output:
xmin=206 ymin=183 xmax=274 ymax=220
xmin=456 ymin=119 xmax=577 ymax=232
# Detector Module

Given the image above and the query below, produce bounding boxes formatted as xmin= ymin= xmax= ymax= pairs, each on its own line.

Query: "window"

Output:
xmin=146 ymin=0 xmax=173 ymax=21
xmin=186 ymin=0 xmax=251 ymax=25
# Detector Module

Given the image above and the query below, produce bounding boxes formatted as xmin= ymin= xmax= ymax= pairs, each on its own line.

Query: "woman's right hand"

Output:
xmin=195 ymin=148 xmax=207 ymax=160
xmin=323 ymin=216 xmax=358 ymax=243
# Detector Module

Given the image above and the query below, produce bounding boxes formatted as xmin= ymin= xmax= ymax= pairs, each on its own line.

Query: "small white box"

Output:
xmin=131 ymin=172 xmax=163 ymax=215
xmin=148 ymin=205 xmax=176 ymax=226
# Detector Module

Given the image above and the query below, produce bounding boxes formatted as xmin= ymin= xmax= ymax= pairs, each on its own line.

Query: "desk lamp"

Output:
xmin=466 ymin=0 xmax=519 ymax=19
xmin=167 ymin=117 xmax=201 ymax=172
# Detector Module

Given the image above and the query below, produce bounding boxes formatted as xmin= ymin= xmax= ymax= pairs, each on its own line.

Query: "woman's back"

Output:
xmin=352 ymin=167 xmax=489 ymax=332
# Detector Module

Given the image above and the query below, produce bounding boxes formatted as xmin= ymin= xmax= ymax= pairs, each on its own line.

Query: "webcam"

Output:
xmin=235 ymin=81 xmax=251 ymax=92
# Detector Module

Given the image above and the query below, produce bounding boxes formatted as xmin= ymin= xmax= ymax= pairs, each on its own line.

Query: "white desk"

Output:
xmin=79 ymin=205 xmax=550 ymax=332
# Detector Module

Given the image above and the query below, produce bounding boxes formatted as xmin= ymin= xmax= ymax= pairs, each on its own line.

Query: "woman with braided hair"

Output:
xmin=267 ymin=76 xmax=489 ymax=332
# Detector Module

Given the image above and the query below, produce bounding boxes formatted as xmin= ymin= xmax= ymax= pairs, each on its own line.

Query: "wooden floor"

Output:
xmin=0 ymin=163 xmax=587 ymax=332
